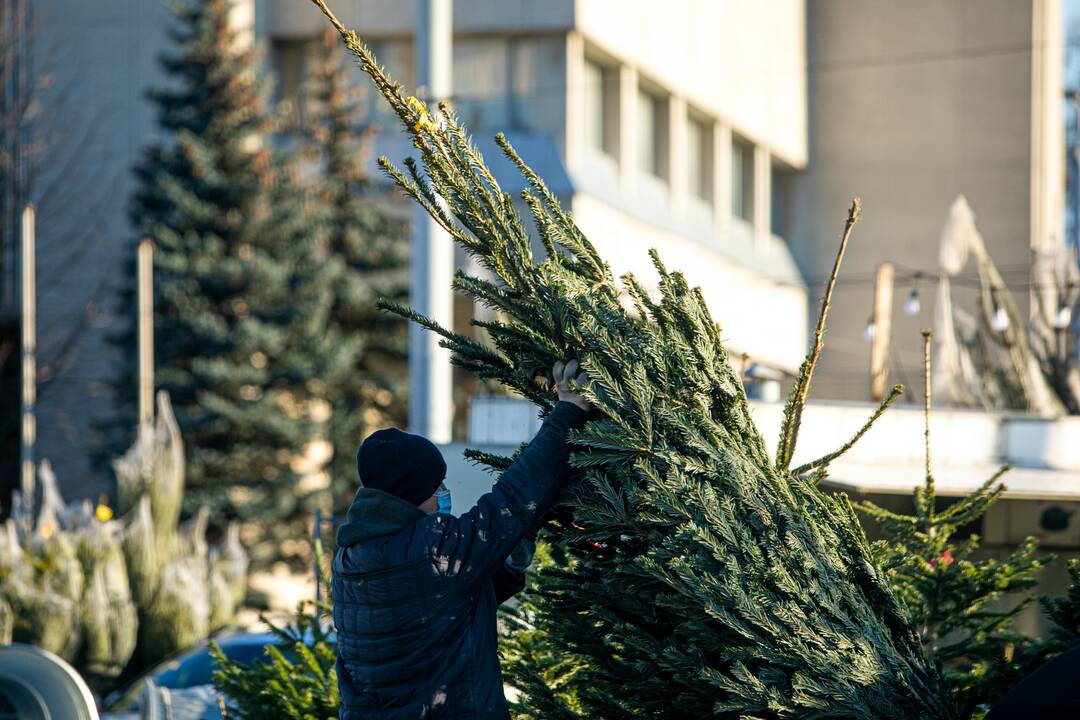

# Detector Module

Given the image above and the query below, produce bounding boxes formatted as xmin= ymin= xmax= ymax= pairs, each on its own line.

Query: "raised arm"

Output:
xmin=426 ymin=361 xmax=590 ymax=591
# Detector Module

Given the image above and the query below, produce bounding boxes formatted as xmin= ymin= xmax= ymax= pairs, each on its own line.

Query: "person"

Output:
xmin=983 ymin=644 xmax=1080 ymax=718
xmin=332 ymin=359 xmax=591 ymax=719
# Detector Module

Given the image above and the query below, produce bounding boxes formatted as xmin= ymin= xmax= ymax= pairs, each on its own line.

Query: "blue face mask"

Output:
xmin=434 ymin=488 xmax=452 ymax=515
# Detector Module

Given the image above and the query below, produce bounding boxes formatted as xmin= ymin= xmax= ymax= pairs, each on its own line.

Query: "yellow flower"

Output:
xmin=406 ymin=96 xmax=435 ymax=133
xmin=40 ymin=522 xmax=55 ymax=539
xmin=95 ymin=501 xmax=113 ymax=523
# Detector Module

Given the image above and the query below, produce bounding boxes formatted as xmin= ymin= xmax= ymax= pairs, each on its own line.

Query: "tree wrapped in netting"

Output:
xmin=122 ymin=495 xmax=161 ymax=609
xmin=0 ymin=597 xmax=12 ymax=645
xmin=309 ymin=3 xmax=957 ymax=717
xmin=209 ymin=522 xmax=249 ymax=629
xmin=0 ymin=390 xmax=248 ymax=688
xmin=113 ymin=391 xmax=186 ymax=548
xmin=854 ymin=332 xmax=1050 ymax=717
xmin=138 ymin=506 xmax=213 ymax=665
xmin=6 ymin=462 xmax=84 ymax=661
xmin=73 ymin=511 xmax=139 ymax=679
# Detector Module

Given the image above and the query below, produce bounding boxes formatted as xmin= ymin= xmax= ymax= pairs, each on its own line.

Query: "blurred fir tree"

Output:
xmin=854 ymin=332 xmax=1051 ymax=718
xmin=109 ymin=0 xmax=331 ymax=565
xmin=300 ymin=29 xmax=408 ymax=511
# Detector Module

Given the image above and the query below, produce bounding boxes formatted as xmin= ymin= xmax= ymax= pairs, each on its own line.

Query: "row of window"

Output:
xmin=273 ymin=35 xmax=563 ymax=138
xmin=272 ymin=34 xmax=783 ymax=236
xmin=584 ymin=57 xmax=759 ymax=225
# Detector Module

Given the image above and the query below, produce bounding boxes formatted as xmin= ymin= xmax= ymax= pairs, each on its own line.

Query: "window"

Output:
xmin=731 ymin=135 xmax=754 ymax=221
xmin=584 ymin=58 xmax=618 ymax=157
xmin=453 ymin=38 xmax=510 ymax=129
xmin=509 ymin=36 xmax=563 ymax=134
xmin=686 ymin=114 xmax=712 ymax=202
xmin=361 ymin=39 xmax=415 ymax=125
xmin=637 ymin=86 xmax=668 ymax=180
xmin=271 ymin=38 xmax=317 ymax=123
xmin=771 ymin=161 xmax=788 ymax=237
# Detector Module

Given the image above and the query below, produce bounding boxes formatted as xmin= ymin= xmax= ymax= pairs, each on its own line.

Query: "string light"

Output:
xmin=991 ymin=305 xmax=1010 ymax=332
xmin=863 ymin=317 xmax=877 ymax=342
xmin=903 ymin=288 xmax=921 ymax=316
xmin=903 ymin=272 xmax=922 ymax=316
xmin=1054 ymin=304 xmax=1072 ymax=330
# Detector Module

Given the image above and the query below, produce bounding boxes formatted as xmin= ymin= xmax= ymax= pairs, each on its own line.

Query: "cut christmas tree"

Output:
xmin=310 ymin=2 xmax=958 ymax=717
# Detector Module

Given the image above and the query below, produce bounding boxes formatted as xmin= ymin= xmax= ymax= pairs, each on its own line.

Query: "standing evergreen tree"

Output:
xmin=301 ymin=29 xmax=408 ymax=507
xmin=855 ymin=332 xmax=1050 ymax=717
xmin=311 ymin=3 xmax=958 ymax=717
xmin=119 ymin=0 xmax=330 ymax=564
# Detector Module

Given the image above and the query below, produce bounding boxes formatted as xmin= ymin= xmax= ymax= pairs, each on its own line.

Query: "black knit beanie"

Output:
xmin=355 ymin=428 xmax=447 ymax=506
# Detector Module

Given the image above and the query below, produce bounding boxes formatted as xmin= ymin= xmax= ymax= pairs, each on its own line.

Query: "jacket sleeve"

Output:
xmin=491 ymin=533 xmax=537 ymax=604
xmin=491 ymin=564 xmax=527 ymax=605
xmin=427 ymin=401 xmax=587 ymax=593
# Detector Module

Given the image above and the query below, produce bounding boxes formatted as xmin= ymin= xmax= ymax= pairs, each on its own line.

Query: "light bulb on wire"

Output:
xmin=1054 ymin=304 xmax=1072 ymax=330
xmin=991 ymin=305 xmax=1010 ymax=332
xmin=903 ymin=288 xmax=921 ymax=316
xmin=903 ymin=272 xmax=923 ymax=316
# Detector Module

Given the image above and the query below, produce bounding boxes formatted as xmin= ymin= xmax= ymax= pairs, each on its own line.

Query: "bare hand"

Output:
xmin=553 ymin=359 xmax=591 ymax=413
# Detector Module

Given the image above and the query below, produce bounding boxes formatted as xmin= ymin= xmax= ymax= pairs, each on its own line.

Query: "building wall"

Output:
xmin=28 ymin=0 xmax=173 ymax=499
xmin=569 ymin=194 xmax=808 ymax=369
xmin=789 ymin=0 xmax=1064 ymax=403
xmin=574 ymin=0 xmax=807 ymax=167
xmin=265 ymin=0 xmax=575 ymax=39
xmin=266 ymin=0 xmax=811 ymax=371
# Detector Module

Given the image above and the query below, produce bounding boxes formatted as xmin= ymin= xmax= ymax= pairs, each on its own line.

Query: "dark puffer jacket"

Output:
xmin=332 ymin=402 xmax=587 ymax=720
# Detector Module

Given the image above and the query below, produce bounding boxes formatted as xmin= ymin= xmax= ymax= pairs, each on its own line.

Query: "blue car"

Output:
xmin=100 ymin=630 xmax=299 ymax=718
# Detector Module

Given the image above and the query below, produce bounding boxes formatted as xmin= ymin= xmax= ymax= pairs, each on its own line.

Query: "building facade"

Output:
xmin=268 ymin=0 xmax=810 ymax=375
xmin=17 ymin=0 xmax=1070 ymax=503
xmin=790 ymin=0 xmax=1065 ymax=403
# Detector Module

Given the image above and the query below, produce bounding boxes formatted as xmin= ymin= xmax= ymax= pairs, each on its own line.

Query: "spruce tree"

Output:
xmin=311 ymin=3 xmax=957 ymax=717
xmin=301 ymin=29 xmax=409 ymax=508
xmin=121 ymin=0 xmax=328 ymax=563
xmin=854 ymin=332 xmax=1050 ymax=718
xmin=211 ymin=542 xmax=338 ymax=717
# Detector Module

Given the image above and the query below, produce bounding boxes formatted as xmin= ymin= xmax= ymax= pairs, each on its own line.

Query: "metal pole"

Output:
xmin=138 ymin=239 xmax=154 ymax=437
xmin=1073 ymin=93 xmax=1080 ymax=254
xmin=20 ymin=203 xmax=34 ymax=492
xmin=409 ymin=0 xmax=454 ymax=443
xmin=313 ymin=508 xmax=323 ymax=603
xmin=869 ymin=262 xmax=894 ymax=402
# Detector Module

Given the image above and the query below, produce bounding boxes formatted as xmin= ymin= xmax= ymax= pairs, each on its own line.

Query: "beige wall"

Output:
xmin=570 ymin=194 xmax=808 ymax=370
xmin=266 ymin=0 xmax=575 ymax=39
xmin=574 ymin=0 xmax=807 ymax=167
xmin=790 ymin=0 xmax=1063 ymax=403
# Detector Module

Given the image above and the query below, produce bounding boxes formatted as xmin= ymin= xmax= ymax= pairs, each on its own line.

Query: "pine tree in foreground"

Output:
xmin=310 ymin=2 xmax=955 ymax=717
xmin=854 ymin=332 xmax=1050 ymax=718
xmin=118 ymin=0 xmax=329 ymax=563
xmin=211 ymin=540 xmax=338 ymax=717
xmin=301 ymin=29 xmax=409 ymax=509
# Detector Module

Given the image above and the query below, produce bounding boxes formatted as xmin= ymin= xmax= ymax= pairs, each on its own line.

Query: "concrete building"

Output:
xmin=17 ymin=0 xmax=1075 ymax=537
xmin=790 ymin=0 xmax=1066 ymax=404
xmin=268 ymin=0 xmax=810 ymax=382
xmin=19 ymin=0 xmax=811 ymax=498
